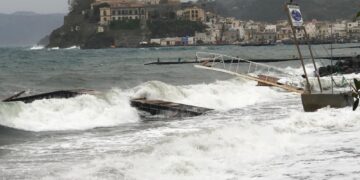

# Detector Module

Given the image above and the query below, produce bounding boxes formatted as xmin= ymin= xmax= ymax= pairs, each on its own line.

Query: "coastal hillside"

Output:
xmin=211 ymin=0 xmax=359 ymax=22
xmin=0 ymin=12 xmax=64 ymax=47
xmin=46 ymin=0 xmax=359 ymax=49
xmin=47 ymin=0 xmax=206 ymax=49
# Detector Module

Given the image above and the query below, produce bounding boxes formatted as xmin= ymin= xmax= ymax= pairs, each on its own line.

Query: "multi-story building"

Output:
xmin=99 ymin=3 xmax=148 ymax=25
xmin=143 ymin=0 xmax=160 ymax=5
xmin=304 ymin=20 xmax=317 ymax=39
xmin=177 ymin=6 xmax=205 ymax=22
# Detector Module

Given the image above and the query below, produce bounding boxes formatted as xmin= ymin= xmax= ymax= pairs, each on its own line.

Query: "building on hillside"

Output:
xmin=222 ymin=30 xmax=240 ymax=44
xmin=304 ymin=20 xmax=317 ymax=39
xmin=99 ymin=2 xmax=148 ymax=25
xmin=329 ymin=21 xmax=347 ymax=38
xmin=177 ymin=6 xmax=205 ymax=22
xmin=143 ymin=0 xmax=160 ymax=5
xmin=252 ymin=32 xmax=277 ymax=44
xmin=100 ymin=7 xmax=112 ymax=25
xmin=195 ymin=32 xmax=216 ymax=44
xmin=150 ymin=36 xmax=194 ymax=46
xmin=159 ymin=0 xmax=180 ymax=4
xmin=347 ymin=21 xmax=360 ymax=40
xmin=265 ymin=24 xmax=277 ymax=33
xmin=277 ymin=27 xmax=292 ymax=42
xmin=315 ymin=22 xmax=330 ymax=40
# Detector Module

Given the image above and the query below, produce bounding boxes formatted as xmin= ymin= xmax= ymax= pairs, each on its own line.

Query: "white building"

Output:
xmin=265 ymin=24 xmax=277 ymax=33
xmin=329 ymin=21 xmax=347 ymax=37
xmin=305 ymin=20 xmax=317 ymax=39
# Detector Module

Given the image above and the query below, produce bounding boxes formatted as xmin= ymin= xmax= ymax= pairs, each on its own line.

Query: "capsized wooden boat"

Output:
xmin=2 ymin=90 xmax=96 ymax=104
xmin=285 ymin=2 xmax=354 ymax=112
xmin=2 ymin=90 xmax=212 ymax=118
xmin=301 ymin=93 xmax=354 ymax=112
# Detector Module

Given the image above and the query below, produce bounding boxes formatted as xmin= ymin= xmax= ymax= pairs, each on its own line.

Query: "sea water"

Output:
xmin=0 ymin=44 xmax=360 ymax=179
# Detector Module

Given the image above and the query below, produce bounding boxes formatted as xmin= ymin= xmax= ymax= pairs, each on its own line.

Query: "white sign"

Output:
xmin=287 ymin=5 xmax=303 ymax=27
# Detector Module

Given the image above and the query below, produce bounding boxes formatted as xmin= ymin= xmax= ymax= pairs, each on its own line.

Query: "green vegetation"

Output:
xmin=69 ymin=0 xmax=92 ymax=13
xmin=110 ymin=19 xmax=141 ymax=30
xmin=148 ymin=20 xmax=207 ymax=38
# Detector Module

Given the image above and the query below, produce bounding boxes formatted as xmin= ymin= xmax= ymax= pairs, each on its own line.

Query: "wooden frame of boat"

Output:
xmin=2 ymin=90 xmax=211 ymax=118
xmin=285 ymin=2 xmax=354 ymax=112
xmin=193 ymin=2 xmax=355 ymax=112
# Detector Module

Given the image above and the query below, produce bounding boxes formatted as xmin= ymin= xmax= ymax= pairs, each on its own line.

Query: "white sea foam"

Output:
xmin=283 ymin=63 xmax=360 ymax=91
xmin=65 ymin=46 xmax=80 ymax=50
xmin=49 ymin=47 xmax=60 ymax=50
xmin=131 ymin=79 xmax=284 ymax=110
xmin=43 ymin=105 xmax=360 ymax=180
xmin=0 ymin=79 xmax=285 ymax=132
xmin=0 ymin=90 xmax=139 ymax=132
xmin=29 ymin=45 xmax=44 ymax=50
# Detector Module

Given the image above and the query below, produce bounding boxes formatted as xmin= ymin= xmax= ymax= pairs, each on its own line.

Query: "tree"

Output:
xmin=68 ymin=0 xmax=92 ymax=13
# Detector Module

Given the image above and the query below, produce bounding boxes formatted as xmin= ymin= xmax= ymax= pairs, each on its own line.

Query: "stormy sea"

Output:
xmin=0 ymin=44 xmax=360 ymax=179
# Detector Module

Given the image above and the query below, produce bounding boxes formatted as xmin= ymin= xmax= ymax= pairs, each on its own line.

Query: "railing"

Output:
xmin=195 ymin=52 xmax=302 ymax=89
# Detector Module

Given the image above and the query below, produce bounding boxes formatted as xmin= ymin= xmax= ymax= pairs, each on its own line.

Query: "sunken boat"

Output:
xmin=285 ymin=2 xmax=354 ymax=112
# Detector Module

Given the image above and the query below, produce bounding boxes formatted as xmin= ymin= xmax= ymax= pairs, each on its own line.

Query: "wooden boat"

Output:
xmin=301 ymin=93 xmax=353 ymax=112
xmin=2 ymin=90 xmax=211 ymax=118
xmin=2 ymin=90 xmax=95 ymax=103
xmin=285 ymin=2 xmax=354 ymax=112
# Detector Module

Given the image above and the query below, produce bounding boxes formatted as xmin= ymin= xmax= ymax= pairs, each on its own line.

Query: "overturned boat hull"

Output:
xmin=301 ymin=93 xmax=354 ymax=112
xmin=2 ymin=90 xmax=94 ymax=104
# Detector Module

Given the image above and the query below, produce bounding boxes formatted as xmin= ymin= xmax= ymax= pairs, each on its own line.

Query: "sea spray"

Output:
xmin=0 ymin=89 xmax=139 ymax=132
xmin=29 ymin=45 xmax=45 ymax=50
xmin=43 ymin=104 xmax=360 ymax=180
xmin=131 ymin=79 xmax=284 ymax=110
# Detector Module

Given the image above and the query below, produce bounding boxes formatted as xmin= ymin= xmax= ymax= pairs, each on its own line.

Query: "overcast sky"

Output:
xmin=1 ymin=0 xmax=194 ymax=14
xmin=2 ymin=0 xmax=69 ymax=14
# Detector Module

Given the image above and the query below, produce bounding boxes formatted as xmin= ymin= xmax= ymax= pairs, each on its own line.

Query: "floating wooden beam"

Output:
xmin=130 ymin=98 xmax=213 ymax=117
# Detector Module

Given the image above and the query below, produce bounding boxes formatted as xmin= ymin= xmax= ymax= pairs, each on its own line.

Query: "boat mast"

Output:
xmin=285 ymin=1 xmax=311 ymax=93
xmin=303 ymin=27 xmax=323 ymax=93
xmin=330 ymin=24 xmax=334 ymax=94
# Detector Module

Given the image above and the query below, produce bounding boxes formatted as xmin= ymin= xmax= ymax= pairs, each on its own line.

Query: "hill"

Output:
xmin=209 ymin=0 xmax=359 ymax=22
xmin=0 ymin=12 xmax=64 ymax=47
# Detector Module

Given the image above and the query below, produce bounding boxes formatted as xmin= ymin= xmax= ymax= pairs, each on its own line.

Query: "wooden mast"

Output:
xmin=285 ymin=2 xmax=311 ymax=93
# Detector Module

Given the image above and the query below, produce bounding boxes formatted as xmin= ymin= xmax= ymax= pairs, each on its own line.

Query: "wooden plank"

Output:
xmin=2 ymin=91 xmax=26 ymax=102
xmin=257 ymin=75 xmax=280 ymax=86
xmin=195 ymin=65 xmax=304 ymax=94
xmin=144 ymin=56 xmax=353 ymax=65
xmin=131 ymin=98 xmax=213 ymax=117
xmin=2 ymin=90 xmax=96 ymax=103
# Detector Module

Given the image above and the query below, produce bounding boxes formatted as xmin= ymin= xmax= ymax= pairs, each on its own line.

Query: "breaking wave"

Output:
xmin=130 ymin=79 xmax=283 ymax=110
xmin=0 ymin=79 xmax=285 ymax=132
xmin=65 ymin=46 xmax=80 ymax=50
xmin=0 ymin=90 xmax=139 ymax=132
xmin=43 ymin=102 xmax=360 ymax=180
xmin=29 ymin=45 xmax=44 ymax=50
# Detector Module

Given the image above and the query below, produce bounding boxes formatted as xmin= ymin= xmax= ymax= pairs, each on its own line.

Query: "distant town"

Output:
xmin=51 ymin=0 xmax=360 ymax=48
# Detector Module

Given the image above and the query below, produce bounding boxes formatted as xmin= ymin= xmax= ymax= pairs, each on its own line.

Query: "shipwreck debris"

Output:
xmin=2 ymin=90 xmax=212 ymax=118
xmin=130 ymin=98 xmax=213 ymax=117
xmin=2 ymin=90 xmax=96 ymax=104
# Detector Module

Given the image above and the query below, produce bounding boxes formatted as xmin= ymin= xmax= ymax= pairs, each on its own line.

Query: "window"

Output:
xmin=118 ymin=10 xmax=121 ymax=15
xmin=103 ymin=10 xmax=107 ymax=16
xmin=129 ymin=10 xmax=133 ymax=15
xmin=112 ymin=11 xmax=116 ymax=15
